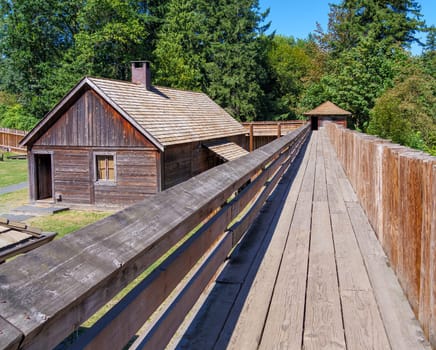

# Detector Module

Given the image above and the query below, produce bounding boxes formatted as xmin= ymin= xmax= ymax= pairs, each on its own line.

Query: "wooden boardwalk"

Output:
xmin=173 ymin=129 xmax=430 ymax=350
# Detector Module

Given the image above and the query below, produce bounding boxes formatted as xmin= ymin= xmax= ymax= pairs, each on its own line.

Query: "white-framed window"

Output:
xmin=94 ymin=152 xmax=116 ymax=183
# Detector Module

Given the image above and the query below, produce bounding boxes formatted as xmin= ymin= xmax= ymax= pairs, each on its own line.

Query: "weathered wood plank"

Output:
xmin=303 ymin=201 xmax=345 ymax=350
xmin=259 ymin=192 xmax=313 ymax=350
xmin=257 ymin=136 xmax=316 ymax=350
xmin=127 ymin=233 xmax=233 ymax=350
xmin=0 ymin=317 xmax=23 ymax=350
xmin=399 ymin=152 xmax=423 ymax=315
xmin=419 ymin=158 xmax=434 ymax=339
xmin=331 ymin=213 xmax=371 ymax=291
xmin=225 ymin=135 xmax=314 ymax=350
xmin=176 ymin=148 xmax=307 ymax=350
xmin=75 ymin=205 xmax=232 ymax=349
xmin=347 ymin=202 xmax=431 ymax=350
xmin=341 ymin=290 xmax=390 ymax=350
xmin=429 ymin=163 xmax=436 ymax=347
xmin=313 ymin=135 xmax=327 ymax=202
xmin=0 ymin=125 xmax=309 ymax=349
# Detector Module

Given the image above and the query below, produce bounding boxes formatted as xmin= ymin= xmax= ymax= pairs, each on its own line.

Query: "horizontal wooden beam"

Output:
xmin=0 ymin=125 xmax=309 ymax=350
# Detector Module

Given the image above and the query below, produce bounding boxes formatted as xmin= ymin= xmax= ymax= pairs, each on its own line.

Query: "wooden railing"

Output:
xmin=0 ymin=125 xmax=310 ymax=350
xmin=0 ymin=127 xmax=27 ymax=153
xmin=242 ymin=120 xmax=307 ymax=136
xmin=326 ymin=123 xmax=436 ymax=348
xmin=242 ymin=120 xmax=308 ymax=151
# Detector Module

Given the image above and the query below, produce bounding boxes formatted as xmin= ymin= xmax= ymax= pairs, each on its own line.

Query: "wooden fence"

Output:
xmin=242 ymin=120 xmax=308 ymax=151
xmin=0 ymin=125 xmax=310 ymax=350
xmin=326 ymin=123 xmax=436 ymax=347
xmin=0 ymin=128 xmax=27 ymax=153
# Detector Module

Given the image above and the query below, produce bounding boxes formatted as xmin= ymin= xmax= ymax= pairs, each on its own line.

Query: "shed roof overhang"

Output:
xmin=203 ymin=140 xmax=249 ymax=162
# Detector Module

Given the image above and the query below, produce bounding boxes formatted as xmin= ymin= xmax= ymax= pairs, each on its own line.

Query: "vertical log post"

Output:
xmin=249 ymin=123 xmax=254 ymax=152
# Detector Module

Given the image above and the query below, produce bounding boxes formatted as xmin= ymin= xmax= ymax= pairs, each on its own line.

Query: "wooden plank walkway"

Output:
xmin=172 ymin=129 xmax=430 ymax=350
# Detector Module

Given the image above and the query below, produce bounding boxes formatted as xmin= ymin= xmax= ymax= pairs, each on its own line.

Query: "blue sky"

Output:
xmin=258 ymin=0 xmax=436 ymax=55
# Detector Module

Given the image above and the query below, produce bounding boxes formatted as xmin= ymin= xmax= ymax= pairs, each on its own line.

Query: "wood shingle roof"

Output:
xmin=21 ymin=77 xmax=247 ymax=150
xmin=203 ymin=140 xmax=249 ymax=161
xmin=303 ymin=101 xmax=351 ymax=116
xmin=88 ymin=78 xmax=246 ymax=147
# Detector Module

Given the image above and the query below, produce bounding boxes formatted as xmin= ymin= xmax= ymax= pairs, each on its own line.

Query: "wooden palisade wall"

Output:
xmin=326 ymin=123 xmax=436 ymax=347
xmin=0 ymin=125 xmax=310 ymax=350
xmin=0 ymin=128 xmax=27 ymax=152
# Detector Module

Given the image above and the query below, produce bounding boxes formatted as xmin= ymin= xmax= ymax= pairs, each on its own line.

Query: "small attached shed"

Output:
xmin=20 ymin=62 xmax=248 ymax=206
xmin=304 ymin=101 xmax=351 ymax=131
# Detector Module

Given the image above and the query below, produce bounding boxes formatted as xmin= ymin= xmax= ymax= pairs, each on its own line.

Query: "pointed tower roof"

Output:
xmin=304 ymin=101 xmax=351 ymax=116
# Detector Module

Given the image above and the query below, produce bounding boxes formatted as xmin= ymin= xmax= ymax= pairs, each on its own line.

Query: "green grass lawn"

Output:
xmin=0 ymin=188 xmax=29 ymax=213
xmin=26 ymin=210 xmax=114 ymax=239
xmin=0 ymin=154 xmax=28 ymax=187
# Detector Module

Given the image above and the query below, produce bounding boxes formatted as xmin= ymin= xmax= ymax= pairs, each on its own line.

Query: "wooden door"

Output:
xmin=36 ymin=154 xmax=52 ymax=200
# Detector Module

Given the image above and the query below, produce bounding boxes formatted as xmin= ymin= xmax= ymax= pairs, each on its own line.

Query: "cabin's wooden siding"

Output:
xmin=27 ymin=87 xmax=248 ymax=205
xmin=30 ymin=146 xmax=159 ymax=205
xmin=29 ymin=90 xmax=160 ymax=205
xmin=94 ymin=149 xmax=159 ymax=205
xmin=54 ymin=149 xmax=92 ymax=204
xmin=34 ymin=90 xmax=153 ymax=148
xmin=163 ymin=135 xmax=246 ymax=190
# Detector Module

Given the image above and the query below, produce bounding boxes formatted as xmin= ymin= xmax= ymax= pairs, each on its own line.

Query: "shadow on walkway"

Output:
xmin=175 ymin=134 xmax=311 ymax=350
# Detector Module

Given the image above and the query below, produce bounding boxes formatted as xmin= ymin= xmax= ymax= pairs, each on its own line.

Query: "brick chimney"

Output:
xmin=131 ymin=61 xmax=151 ymax=90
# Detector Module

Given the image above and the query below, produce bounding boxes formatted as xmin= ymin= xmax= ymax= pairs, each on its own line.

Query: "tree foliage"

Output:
xmin=368 ymin=62 xmax=436 ymax=154
xmin=0 ymin=0 xmax=82 ymax=117
xmin=306 ymin=0 xmax=424 ymax=129
xmin=0 ymin=0 xmax=432 ymax=148
xmin=264 ymin=36 xmax=325 ymax=119
xmin=154 ymin=0 xmax=268 ymax=121
xmin=153 ymin=0 xmax=207 ymax=90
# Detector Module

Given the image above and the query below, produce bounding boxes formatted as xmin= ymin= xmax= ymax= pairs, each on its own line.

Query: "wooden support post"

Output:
xmin=249 ymin=123 xmax=254 ymax=152
xmin=277 ymin=123 xmax=281 ymax=139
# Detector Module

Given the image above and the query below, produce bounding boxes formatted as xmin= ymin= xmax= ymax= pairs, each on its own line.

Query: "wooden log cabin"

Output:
xmin=20 ymin=62 xmax=248 ymax=206
xmin=304 ymin=101 xmax=351 ymax=131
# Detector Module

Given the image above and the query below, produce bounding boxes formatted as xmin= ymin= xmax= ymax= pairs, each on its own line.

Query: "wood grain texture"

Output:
xmin=303 ymin=201 xmax=345 ymax=350
xmin=325 ymin=123 xmax=436 ymax=348
xmin=347 ymin=202 xmax=431 ymax=350
xmin=419 ymin=158 xmax=434 ymax=339
xmin=227 ymin=139 xmax=312 ymax=350
xmin=0 ymin=125 xmax=309 ymax=350
xmin=136 ymin=233 xmax=233 ymax=350
xmin=0 ymin=317 xmax=22 ymax=350
xmin=341 ymin=290 xmax=390 ymax=350
xmin=324 ymin=129 xmax=390 ymax=348
xmin=429 ymin=163 xmax=436 ymax=347
xmin=258 ymin=136 xmax=315 ymax=350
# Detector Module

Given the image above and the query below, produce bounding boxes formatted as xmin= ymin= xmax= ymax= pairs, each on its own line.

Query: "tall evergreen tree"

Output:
xmin=204 ymin=0 xmax=269 ymax=121
xmin=0 ymin=0 xmax=82 ymax=116
xmin=422 ymin=25 xmax=435 ymax=77
xmin=305 ymin=0 xmax=424 ymax=129
xmin=72 ymin=0 xmax=151 ymax=80
xmin=154 ymin=0 xmax=269 ymax=121
xmin=319 ymin=0 xmax=424 ymax=55
xmin=153 ymin=0 xmax=207 ymax=90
